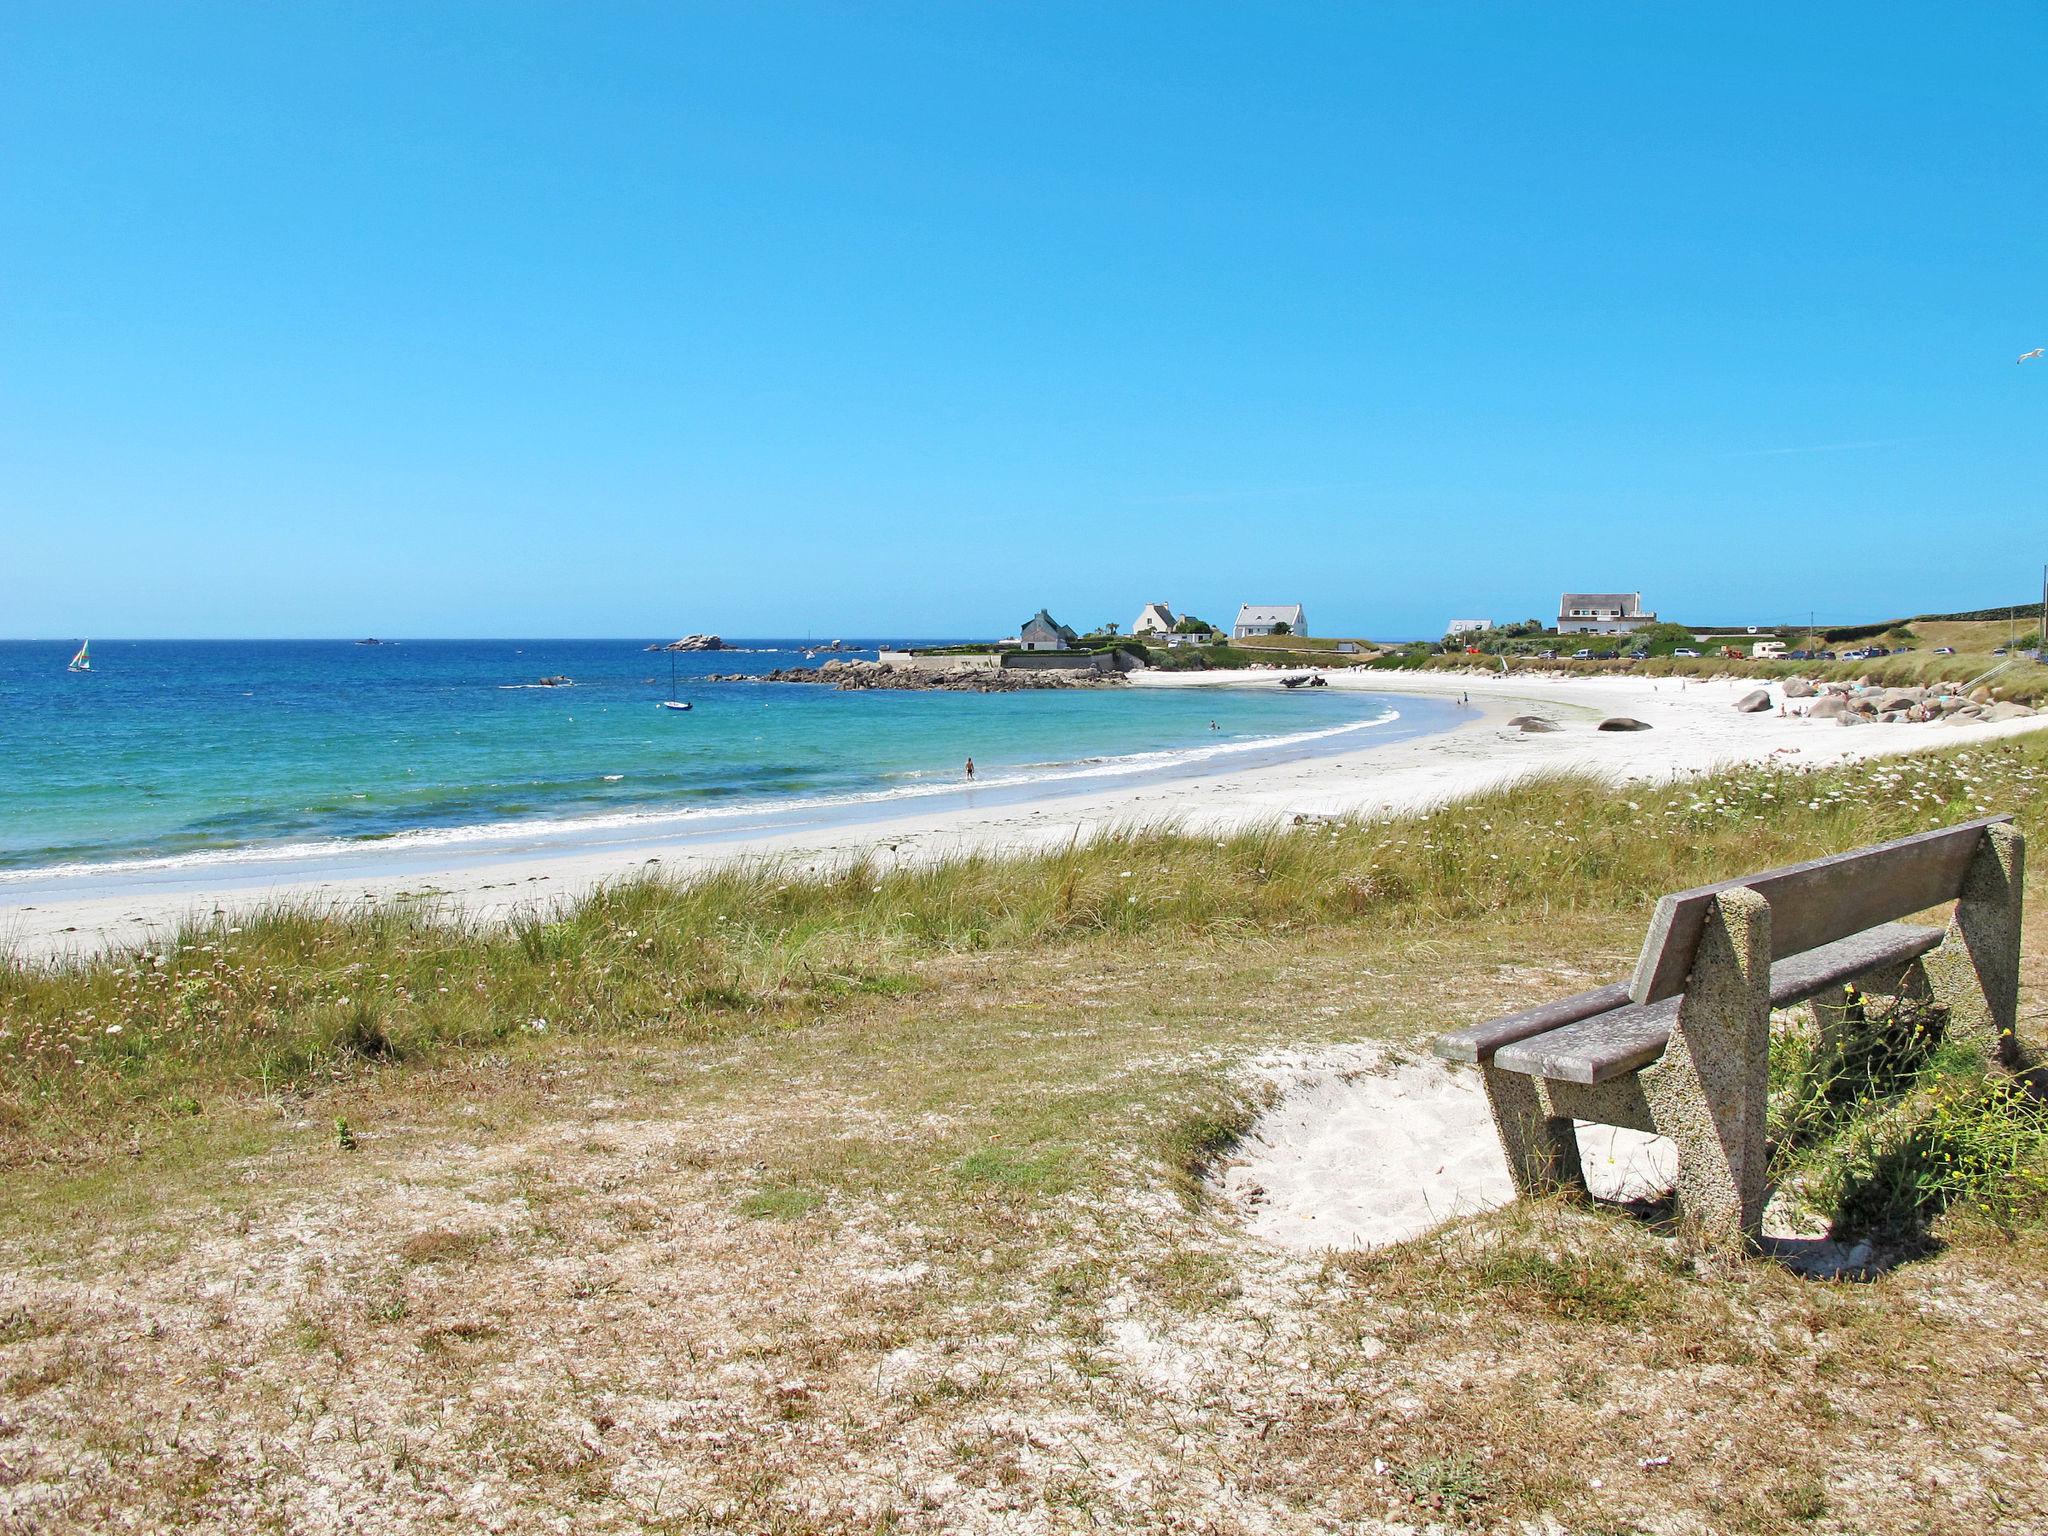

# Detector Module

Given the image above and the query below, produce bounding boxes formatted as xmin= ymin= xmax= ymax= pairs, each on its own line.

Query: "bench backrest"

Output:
xmin=1629 ymin=816 xmax=2009 ymax=1004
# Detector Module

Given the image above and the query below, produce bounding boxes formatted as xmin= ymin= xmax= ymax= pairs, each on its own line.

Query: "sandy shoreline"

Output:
xmin=5 ymin=667 xmax=2043 ymax=964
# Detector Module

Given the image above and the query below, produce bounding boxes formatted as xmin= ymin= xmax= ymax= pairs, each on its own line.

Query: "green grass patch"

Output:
xmin=952 ymin=1147 xmax=1074 ymax=1194
xmin=738 ymin=1185 xmax=824 ymax=1220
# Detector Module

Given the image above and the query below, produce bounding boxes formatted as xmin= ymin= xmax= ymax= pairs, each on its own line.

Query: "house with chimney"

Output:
xmin=1017 ymin=609 xmax=1079 ymax=652
xmin=1131 ymin=603 xmax=1176 ymax=638
xmin=1557 ymin=592 xmax=1656 ymax=636
xmin=1233 ymin=603 xmax=1306 ymax=639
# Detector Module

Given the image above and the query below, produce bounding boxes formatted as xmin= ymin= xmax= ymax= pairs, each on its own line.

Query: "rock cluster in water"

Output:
xmin=710 ymin=660 xmax=1124 ymax=692
xmin=648 ymin=634 xmax=725 ymax=652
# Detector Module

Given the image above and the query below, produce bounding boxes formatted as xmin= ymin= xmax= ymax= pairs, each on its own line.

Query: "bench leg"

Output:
xmin=1642 ymin=887 xmax=1772 ymax=1245
xmin=1921 ymin=823 xmax=2024 ymax=1068
xmin=1480 ymin=1064 xmax=1584 ymax=1194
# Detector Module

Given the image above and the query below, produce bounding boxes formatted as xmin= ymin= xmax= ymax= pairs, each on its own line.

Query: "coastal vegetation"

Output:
xmin=2 ymin=738 xmax=2046 ymax=1530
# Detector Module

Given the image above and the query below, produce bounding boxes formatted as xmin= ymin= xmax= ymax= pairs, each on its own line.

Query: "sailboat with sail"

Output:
xmin=67 ymin=641 xmax=91 ymax=673
xmin=659 ymin=651 xmax=692 ymax=711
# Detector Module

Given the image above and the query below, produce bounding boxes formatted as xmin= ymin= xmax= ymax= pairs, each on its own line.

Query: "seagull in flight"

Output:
xmin=2021 ymin=347 xmax=2046 ymax=364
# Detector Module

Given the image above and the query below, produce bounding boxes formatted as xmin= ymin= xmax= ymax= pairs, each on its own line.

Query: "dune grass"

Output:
xmin=5 ymin=736 xmax=2044 ymax=1168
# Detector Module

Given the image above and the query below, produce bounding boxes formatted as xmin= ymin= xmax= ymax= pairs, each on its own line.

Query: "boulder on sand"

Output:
xmin=1982 ymin=702 xmax=2039 ymax=723
xmin=1507 ymin=715 xmax=1561 ymax=733
xmin=1808 ymin=695 xmax=1851 ymax=720
xmin=1782 ymin=677 xmax=1817 ymax=699
xmin=1597 ymin=717 xmax=1652 ymax=731
xmin=1877 ymin=689 xmax=1925 ymax=712
xmin=1734 ymin=689 xmax=1772 ymax=713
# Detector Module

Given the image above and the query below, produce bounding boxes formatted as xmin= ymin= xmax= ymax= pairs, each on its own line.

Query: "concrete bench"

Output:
xmin=1434 ymin=817 xmax=2024 ymax=1242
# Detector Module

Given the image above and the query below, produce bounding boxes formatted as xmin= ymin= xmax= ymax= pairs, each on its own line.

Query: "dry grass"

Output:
xmin=2 ymin=739 xmax=2047 ymax=1531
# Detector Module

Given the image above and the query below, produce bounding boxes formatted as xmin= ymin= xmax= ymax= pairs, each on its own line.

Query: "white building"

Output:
xmin=1131 ymin=603 xmax=1176 ymax=637
xmin=1446 ymin=618 xmax=1492 ymax=637
xmin=1557 ymin=592 xmax=1656 ymax=636
xmin=1233 ymin=603 xmax=1306 ymax=639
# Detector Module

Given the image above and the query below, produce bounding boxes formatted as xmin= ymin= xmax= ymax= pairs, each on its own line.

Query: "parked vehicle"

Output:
xmin=1572 ymin=648 xmax=1593 ymax=660
xmin=1627 ymin=649 xmax=1649 ymax=660
xmin=1672 ymin=647 xmax=1699 ymax=658
xmin=1815 ymin=650 xmax=1837 ymax=661
xmin=1934 ymin=646 xmax=1956 ymax=655
xmin=1786 ymin=649 xmax=1812 ymax=661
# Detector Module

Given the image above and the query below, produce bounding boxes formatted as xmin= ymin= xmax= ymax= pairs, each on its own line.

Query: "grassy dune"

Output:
xmin=2 ymin=737 xmax=2046 ymax=1532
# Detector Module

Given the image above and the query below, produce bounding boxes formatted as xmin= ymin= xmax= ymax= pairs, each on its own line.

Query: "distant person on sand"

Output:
xmin=964 ymin=757 xmax=975 ymax=780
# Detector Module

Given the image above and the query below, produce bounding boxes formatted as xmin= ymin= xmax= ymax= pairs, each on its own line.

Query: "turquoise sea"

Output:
xmin=0 ymin=640 xmax=1457 ymax=879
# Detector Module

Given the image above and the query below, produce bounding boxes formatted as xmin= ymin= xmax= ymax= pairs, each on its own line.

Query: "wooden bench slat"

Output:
xmin=1767 ymin=921 xmax=1942 ymax=1006
xmin=1492 ymin=922 xmax=1943 ymax=1085
xmin=1628 ymin=816 xmax=2006 ymax=1005
xmin=1431 ymin=982 xmax=1632 ymax=1064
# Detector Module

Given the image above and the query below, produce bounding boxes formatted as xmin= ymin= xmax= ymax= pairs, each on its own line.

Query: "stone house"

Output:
xmin=1017 ymin=610 xmax=1079 ymax=652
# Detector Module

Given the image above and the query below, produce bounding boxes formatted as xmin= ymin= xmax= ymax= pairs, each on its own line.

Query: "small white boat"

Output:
xmin=67 ymin=641 xmax=90 ymax=673
xmin=659 ymin=653 xmax=693 ymax=712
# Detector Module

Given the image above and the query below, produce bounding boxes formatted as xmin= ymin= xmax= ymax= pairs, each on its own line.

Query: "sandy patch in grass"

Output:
xmin=1216 ymin=1044 xmax=1677 ymax=1248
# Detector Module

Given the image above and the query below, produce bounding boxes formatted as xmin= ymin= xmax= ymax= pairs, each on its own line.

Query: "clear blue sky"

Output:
xmin=3 ymin=3 xmax=2043 ymax=640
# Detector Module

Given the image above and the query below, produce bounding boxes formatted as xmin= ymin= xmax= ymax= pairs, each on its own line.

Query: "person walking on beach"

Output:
xmin=964 ymin=757 xmax=975 ymax=781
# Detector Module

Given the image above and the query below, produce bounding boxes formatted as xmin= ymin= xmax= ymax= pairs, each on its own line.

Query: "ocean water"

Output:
xmin=0 ymin=640 xmax=1455 ymax=877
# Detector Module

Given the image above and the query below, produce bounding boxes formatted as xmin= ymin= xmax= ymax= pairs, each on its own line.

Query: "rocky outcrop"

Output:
xmin=1782 ymin=677 xmax=1816 ymax=699
xmin=1807 ymin=695 xmax=1851 ymax=720
xmin=1982 ymin=702 xmax=2038 ymax=723
xmin=653 ymin=635 xmax=725 ymax=652
xmin=715 ymin=660 xmax=1123 ymax=692
xmin=1734 ymin=689 xmax=1772 ymax=713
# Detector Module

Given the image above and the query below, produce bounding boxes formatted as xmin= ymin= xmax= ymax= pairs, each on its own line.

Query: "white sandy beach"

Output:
xmin=4 ymin=667 xmax=2043 ymax=964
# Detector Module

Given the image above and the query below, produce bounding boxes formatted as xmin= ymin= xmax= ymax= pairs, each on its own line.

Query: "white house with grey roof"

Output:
xmin=1557 ymin=593 xmax=1656 ymax=635
xmin=1131 ymin=603 xmax=1176 ymax=637
xmin=1233 ymin=603 xmax=1306 ymax=639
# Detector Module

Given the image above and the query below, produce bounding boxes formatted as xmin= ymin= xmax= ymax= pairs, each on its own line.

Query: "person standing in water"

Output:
xmin=964 ymin=757 xmax=975 ymax=780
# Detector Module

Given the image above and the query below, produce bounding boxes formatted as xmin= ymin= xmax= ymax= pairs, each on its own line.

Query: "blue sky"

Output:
xmin=3 ymin=3 xmax=2044 ymax=639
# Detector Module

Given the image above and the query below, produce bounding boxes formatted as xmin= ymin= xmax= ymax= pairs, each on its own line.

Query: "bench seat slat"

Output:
xmin=1431 ymin=982 xmax=1633 ymax=1065
xmin=1488 ymin=922 xmax=1943 ymax=1085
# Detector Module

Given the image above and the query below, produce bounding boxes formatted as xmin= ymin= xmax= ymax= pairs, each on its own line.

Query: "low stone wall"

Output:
xmin=1000 ymin=652 xmax=1116 ymax=673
